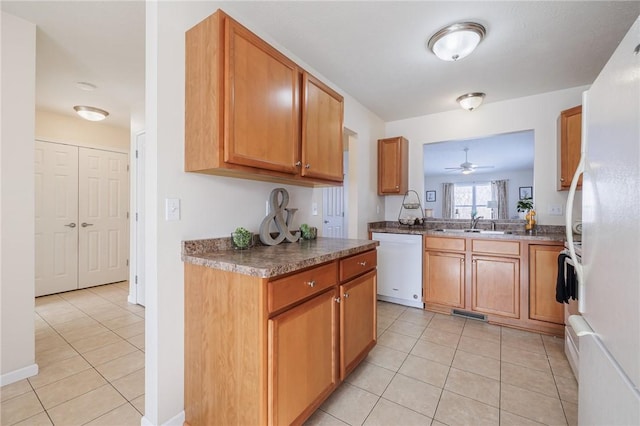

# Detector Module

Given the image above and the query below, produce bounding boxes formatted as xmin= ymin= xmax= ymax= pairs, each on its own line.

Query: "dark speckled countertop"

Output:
xmin=182 ymin=237 xmax=379 ymax=278
xmin=368 ymin=221 xmax=569 ymax=242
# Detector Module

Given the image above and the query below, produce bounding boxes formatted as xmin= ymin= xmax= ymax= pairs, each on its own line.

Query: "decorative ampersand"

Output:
xmin=259 ymin=188 xmax=300 ymax=245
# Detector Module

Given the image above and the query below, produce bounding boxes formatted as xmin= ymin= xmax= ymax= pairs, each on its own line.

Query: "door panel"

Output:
xmin=78 ymin=148 xmax=129 ymax=288
xmin=322 ymin=186 xmax=345 ymax=238
xmin=34 ymin=141 xmax=79 ymax=297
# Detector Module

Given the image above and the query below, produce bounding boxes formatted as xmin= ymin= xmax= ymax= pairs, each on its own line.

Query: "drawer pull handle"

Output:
xmin=307 ymin=280 xmax=316 ymax=288
xmin=358 ymin=261 xmax=367 ymax=266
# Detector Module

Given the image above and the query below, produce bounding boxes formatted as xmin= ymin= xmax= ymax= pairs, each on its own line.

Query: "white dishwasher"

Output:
xmin=372 ymin=232 xmax=423 ymax=308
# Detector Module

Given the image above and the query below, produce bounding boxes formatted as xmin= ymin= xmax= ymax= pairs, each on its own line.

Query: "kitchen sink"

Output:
xmin=433 ymin=229 xmax=512 ymax=235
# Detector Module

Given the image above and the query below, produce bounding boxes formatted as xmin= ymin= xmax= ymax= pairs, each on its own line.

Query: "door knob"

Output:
xmin=324 ymin=220 xmax=329 ymax=224
xmin=64 ymin=223 xmax=76 ymax=228
xmin=81 ymin=222 xmax=94 ymax=228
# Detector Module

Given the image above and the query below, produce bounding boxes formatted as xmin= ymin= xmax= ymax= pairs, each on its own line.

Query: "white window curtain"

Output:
xmin=492 ymin=180 xmax=508 ymax=219
xmin=442 ymin=182 xmax=455 ymax=219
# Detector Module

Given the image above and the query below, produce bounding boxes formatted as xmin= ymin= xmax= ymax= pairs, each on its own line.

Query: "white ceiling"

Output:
xmin=2 ymin=1 xmax=639 ymax=130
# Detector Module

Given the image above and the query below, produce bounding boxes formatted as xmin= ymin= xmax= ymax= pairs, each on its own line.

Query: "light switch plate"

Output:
xmin=312 ymin=202 xmax=318 ymax=216
xmin=165 ymin=198 xmax=180 ymax=221
xmin=548 ymin=204 xmax=563 ymax=216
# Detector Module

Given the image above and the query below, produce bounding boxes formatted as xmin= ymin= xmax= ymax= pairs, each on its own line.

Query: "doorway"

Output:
xmin=35 ymin=140 xmax=129 ymax=296
xmin=322 ymin=151 xmax=348 ymax=238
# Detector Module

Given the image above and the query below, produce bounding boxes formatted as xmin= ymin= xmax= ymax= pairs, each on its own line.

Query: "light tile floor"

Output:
xmin=307 ymin=301 xmax=578 ymax=426
xmin=2 ymin=289 xmax=578 ymax=426
xmin=1 ymin=282 xmax=144 ymax=426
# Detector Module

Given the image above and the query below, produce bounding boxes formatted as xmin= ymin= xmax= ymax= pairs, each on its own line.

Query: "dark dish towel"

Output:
xmin=566 ymin=262 xmax=578 ymax=300
xmin=556 ymin=253 xmax=570 ymax=303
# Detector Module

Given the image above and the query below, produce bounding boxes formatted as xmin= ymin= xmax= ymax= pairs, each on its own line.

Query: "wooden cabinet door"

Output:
xmin=559 ymin=105 xmax=582 ymax=190
xmin=340 ymin=270 xmax=377 ymax=379
xmin=268 ymin=288 xmax=338 ymax=425
xmin=529 ymin=245 xmax=564 ymax=324
xmin=423 ymin=251 xmax=465 ymax=308
xmin=224 ymin=18 xmax=299 ymax=174
xmin=378 ymin=137 xmax=408 ymax=194
xmin=472 ymin=255 xmax=520 ymax=318
xmin=301 ymin=73 xmax=344 ymax=182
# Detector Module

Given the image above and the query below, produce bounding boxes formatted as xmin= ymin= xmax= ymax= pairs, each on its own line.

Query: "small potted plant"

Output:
xmin=231 ymin=227 xmax=254 ymax=250
xmin=299 ymin=223 xmax=317 ymax=240
xmin=516 ymin=198 xmax=534 ymax=219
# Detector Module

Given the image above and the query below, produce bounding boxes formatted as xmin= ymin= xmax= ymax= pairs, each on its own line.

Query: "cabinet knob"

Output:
xmin=335 ymin=297 xmax=341 ymax=303
xmin=358 ymin=261 xmax=367 ymax=266
xmin=307 ymin=280 xmax=316 ymax=288
xmin=305 ymin=163 xmax=311 ymax=169
xmin=395 ymin=185 xmax=399 ymax=189
xmin=560 ymin=178 xmax=565 ymax=182
xmin=295 ymin=161 xmax=302 ymax=167
xmin=343 ymin=293 xmax=350 ymax=298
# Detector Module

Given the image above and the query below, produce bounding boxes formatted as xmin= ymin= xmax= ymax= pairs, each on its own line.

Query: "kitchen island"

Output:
xmin=182 ymin=237 xmax=378 ymax=426
xmin=369 ymin=221 xmax=568 ymax=337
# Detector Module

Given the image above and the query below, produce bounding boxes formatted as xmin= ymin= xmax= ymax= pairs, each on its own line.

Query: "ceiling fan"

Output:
xmin=445 ymin=147 xmax=494 ymax=174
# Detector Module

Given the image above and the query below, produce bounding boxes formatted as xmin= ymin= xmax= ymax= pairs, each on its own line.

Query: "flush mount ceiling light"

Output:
xmin=73 ymin=105 xmax=109 ymax=121
xmin=75 ymin=81 xmax=97 ymax=91
xmin=456 ymin=92 xmax=486 ymax=111
xmin=427 ymin=22 xmax=486 ymax=61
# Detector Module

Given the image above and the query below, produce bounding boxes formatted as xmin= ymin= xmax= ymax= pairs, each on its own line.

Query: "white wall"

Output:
xmin=36 ymin=109 xmax=130 ymax=152
xmin=0 ymin=12 xmax=37 ymax=385
xmin=146 ymin=3 xmax=385 ymax=423
xmin=385 ymin=86 xmax=586 ymax=226
xmin=425 ymin=169 xmax=534 ymax=219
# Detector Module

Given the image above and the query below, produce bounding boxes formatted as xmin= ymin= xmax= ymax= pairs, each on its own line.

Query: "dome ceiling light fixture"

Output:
xmin=427 ymin=22 xmax=486 ymax=61
xmin=73 ymin=105 xmax=109 ymax=121
xmin=456 ymin=92 xmax=486 ymax=111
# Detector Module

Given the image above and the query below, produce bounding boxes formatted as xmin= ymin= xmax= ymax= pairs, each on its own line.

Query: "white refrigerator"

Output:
xmin=566 ymin=16 xmax=640 ymax=425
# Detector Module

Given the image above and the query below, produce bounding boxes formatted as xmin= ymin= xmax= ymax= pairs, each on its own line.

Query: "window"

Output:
xmin=454 ymin=182 xmax=492 ymax=219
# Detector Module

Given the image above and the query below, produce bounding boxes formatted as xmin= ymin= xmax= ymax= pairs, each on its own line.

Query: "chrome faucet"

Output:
xmin=470 ymin=215 xmax=484 ymax=229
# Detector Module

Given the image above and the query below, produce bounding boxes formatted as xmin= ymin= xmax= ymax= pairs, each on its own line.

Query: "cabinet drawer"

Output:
xmin=425 ymin=236 xmax=465 ymax=252
xmin=268 ymin=262 xmax=338 ymax=313
xmin=340 ymin=250 xmax=377 ymax=282
xmin=472 ymin=239 xmax=520 ymax=256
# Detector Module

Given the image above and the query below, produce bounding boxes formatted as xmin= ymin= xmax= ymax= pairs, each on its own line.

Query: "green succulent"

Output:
xmin=232 ymin=227 xmax=252 ymax=248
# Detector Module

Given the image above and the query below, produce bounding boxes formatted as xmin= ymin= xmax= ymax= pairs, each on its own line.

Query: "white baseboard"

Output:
xmin=0 ymin=363 xmax=38 ymax=386
xmin=128 ymin=294 xmax=136 ymax=304
xmin=141 ymin=411 xmax=185 ymax=426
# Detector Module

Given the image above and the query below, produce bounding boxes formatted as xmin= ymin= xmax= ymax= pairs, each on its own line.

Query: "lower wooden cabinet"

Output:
xmin=269 ymin=288 xmax=339 ymax=425
xmin=471 ymin=255 xmax=520 ymax=318
xmin=185 ymin=249 xmax=377 ymax=426
xmin=529 ymin=244 xmax=565 ymax=324
xmin=340 ymin=270 xmax=376 ymax=379
xmin=423 ymin=251 xmax=465 ymax=308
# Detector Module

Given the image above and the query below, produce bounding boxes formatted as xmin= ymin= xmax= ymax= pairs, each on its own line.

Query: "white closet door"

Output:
xmin=34 ymin=141 xmax=79 ymax=297
xmin=78 ymin=148 xmax=129 ymax=288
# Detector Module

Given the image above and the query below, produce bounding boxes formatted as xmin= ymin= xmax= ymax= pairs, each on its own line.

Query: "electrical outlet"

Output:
xmin=165 ymin=198 xmax=180 ymax=221
xmin=265 ymin=200 xmax=270 ymax=216
xmin=312 ymin=202 xmax=318 ymax=216
xmin=376 ymin=204 xmax=380 ymax=214
xmin=548 ymin=205 xmax=563 ymax=216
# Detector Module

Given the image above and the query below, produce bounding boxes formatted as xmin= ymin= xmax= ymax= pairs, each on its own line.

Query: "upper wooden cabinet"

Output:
xmin=378 ymin=137 xmax=408 ymax=195
xmin=301 ymin=74 xmax=344 ymax=182
xmin=185 ymin=9 xmax=344 ymax=186
xmin=558 ymin=105 xmax=582 ymax=190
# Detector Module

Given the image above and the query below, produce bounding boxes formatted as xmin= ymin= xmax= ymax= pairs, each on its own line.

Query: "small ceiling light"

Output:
xmin=428 ymin=22 xmax=486 ymax=61
xmin=73 ymin=105 xmax=109 ymax=121
xmin=456 ymin=92 xmax=486 ymax=111
xmin=75 ymin=81 xmax=97 ymax=91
